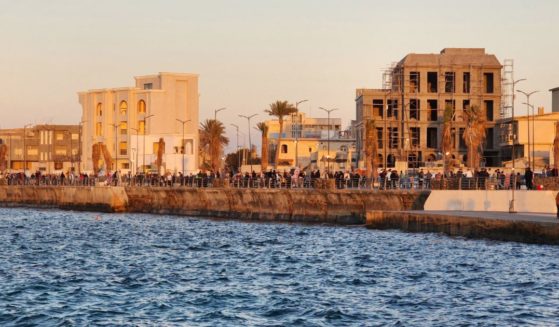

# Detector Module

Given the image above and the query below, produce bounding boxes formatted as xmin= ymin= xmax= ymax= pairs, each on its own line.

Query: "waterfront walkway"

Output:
xmin=416 ymin=210 xmax=558 ymax=224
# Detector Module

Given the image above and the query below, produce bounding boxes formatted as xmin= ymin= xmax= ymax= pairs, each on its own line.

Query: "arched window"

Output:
xmin=96 ymin=103 xmax=103 ymax=116
xmin=281 ymin=144 xmax=288 ymax=154
xmin=119 ymin=101 xmax=128 ymax=115
xmin=340 ymin=145 xmax=347 ymax=152
xmin=138 ymin=100 xmax=146 ymax=114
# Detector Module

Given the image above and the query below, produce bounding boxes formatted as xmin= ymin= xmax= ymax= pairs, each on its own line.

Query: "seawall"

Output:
xmin=0 ymin=186 xmax=429 ymax=224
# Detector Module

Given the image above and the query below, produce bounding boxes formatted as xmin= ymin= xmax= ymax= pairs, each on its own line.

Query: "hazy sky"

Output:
xmin=1 ymin=0 xmax=558 ymax=150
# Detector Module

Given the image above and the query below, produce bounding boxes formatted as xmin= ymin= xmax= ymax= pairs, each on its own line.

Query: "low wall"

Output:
xmin=424 ymin=190 xmax=558 ymax=213
xmin=366 ymin=211 xmax=559 ymax=245
xmin=0 ymin=186 xmax=430 ymax=225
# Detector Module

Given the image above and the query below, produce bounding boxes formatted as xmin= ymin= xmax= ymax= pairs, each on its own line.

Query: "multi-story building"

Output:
xmin=0 ymin=125 xmax=80 ymax=173
xmin=78 ymin=72 xmax=199 ymax=174
xmin=551 ymin=87 xmax=559 ymax=113
xmin=264 ymin=112 xmax=355 ymax=170
xmin=355 ymin=48 xmax=503 ymax=169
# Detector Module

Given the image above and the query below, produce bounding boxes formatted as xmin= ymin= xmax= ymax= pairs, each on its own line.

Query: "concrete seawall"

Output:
xmin=0 ymin=186 xmax=430 ymax=224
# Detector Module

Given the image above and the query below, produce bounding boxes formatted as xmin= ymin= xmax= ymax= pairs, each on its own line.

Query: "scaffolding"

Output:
xmin=501 ymin=59 xmax=514 ymax=118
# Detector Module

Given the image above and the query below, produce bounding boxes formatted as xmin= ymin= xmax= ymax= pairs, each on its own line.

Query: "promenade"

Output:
xmin=419 ymin=210 xmax=558 ymax=224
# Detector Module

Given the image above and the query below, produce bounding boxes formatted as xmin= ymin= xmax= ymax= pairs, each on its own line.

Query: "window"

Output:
xmin=485 ymin=100 xmax=494 ymax=121
xmin=463 ymin=72 xmax=470 ymax=93
xmin=459 ymin=128 xmax=466 ymax=150
xmin=427 ymin=128 xmax=437 ymax=149
xmin=27 ymin=147 xmax=38 ymax=156
xmin=119 ymin=142 xmax=127 ymax=155
xmin=372 ymin=99 xmax=384 ymax=117
xmin=71 ymin=133 xmax=79 ymax=140
xmin=121 ymin=162 xmax=130 ymax=169
xmin=463 ymin=99 xmax=470 ymax=110
xmin=410 ymin=99 xmax=420 ymax=120
xmin=54 ymin=162 xmax=63 ymax=170
xmin=55 ymin=132 xmax=64 ymax=141
xmin=444 ymin=72 xmax=455 ymax=93
xmin=377 ymin=128 xmax=383 ymax=149
xmin=281 ymin=144 xmax=288 ymax=153
xmin=96 ymin=103 xmax=103 ymax=116
xmin=389 ymin=128 xmax=398 ymax=149
xmin=138 ymin=121 xmax=145 ymax=134
xmin=144 ymin=83 xmax=153 ymax=90
xmin=410 ymin=127 xmax=420 ymax=147
xmin=445 ymin=100 xmax=456 ymax=120
xmin=428 ymin=100 xmax=438 ymax=121
xmin=55 ymin=147 xmax=67 ymax=156
xmin=119 ymin=101 xmax=128 ymax=115
xmin=138 ymin=100 xmax=146 ymax=114
xmin=485 ymin=128 xmax=494 ymax=149
xmin=483 ymin=73 xmax=494 ymax=93
xmin=410 ymin=72 xmax=420 ymax=93
xmin=120 ymin=121 xmax=128 ymax=135
xmin=427 ymin=72 xmax=437 ymax=93
xmin=387 ymin=99 xmax=398 ymax=118
xmin=95 ymin=122 xmax=103 ymax=136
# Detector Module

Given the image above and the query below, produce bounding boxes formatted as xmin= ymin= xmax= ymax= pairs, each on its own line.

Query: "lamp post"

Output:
xmin=143 ymin=114 xmax=154 ymax=173
xmin=23 ymin=124 xmax=32 ymax=177
xmin=238 ymin=114 xmax=258 ymax=172
xmin=230 ymin=123 xmax=240 ymax=172
xmin=509 ymin=78 xmax=525 ymax=214
xmin=110 ymin=123 xmax=118 ymax=173
xmin=293 ymin=99 xmax=308 ymax=168
xmin=522 ymin=102 xmax=537 ymax=171
xmin=131 ymin=127 xmax=140 ymax=175
xmin=176 ymin=119 xmax=191 ymax=176
xmin=517 ymin=90 xmax=538 ymax=170
xmin=319 ymin=107 xmax=338 ymax=173
xmin=214 ymin=107 xmax=226 ymax=121
xmin=78 ymin=120 xmax=87 ymax=174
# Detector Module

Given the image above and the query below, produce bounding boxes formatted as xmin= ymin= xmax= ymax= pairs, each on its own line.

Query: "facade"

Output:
xmin=355 ymin=48 xmax=503 ymax=169
xmin=498 ymin=108 xmax=558 ymax=169
xmin=551 ymin=87 xmax=559 ymax=113
xmin=78 ymin=72 xmax=199 ymax=174
xmin=0 ymin=125 xmax=80 ymax=173
xmin=264 ymin=112 xmax=355 ymax=170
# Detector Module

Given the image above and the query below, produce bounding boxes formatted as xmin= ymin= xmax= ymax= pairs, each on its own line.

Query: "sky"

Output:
xmin=0 ymin=0 xmax=558 ymax=151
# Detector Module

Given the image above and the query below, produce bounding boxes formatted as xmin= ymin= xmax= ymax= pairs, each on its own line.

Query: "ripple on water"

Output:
xmin=0 ymin=208 xmax=559 ymax=326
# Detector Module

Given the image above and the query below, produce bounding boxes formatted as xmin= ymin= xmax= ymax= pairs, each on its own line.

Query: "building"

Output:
xmin=355 ymin=48 xmax=503 ymax=169
xmin=0 ymin=125 xmax=80 ymax=173
xmin=498 ymin=107 xmax=558 ymax=169
xmin=264 ymin=112 xmax=356 ymax=171
xmin=78 ymin=72 xmax=199 ymax=174
xmin=551 ymin=87 xmax=559 ymax=113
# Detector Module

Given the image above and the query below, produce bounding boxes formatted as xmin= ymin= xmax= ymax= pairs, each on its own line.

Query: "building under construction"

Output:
xmin=355 ymin=48 xmax=504 ymax=170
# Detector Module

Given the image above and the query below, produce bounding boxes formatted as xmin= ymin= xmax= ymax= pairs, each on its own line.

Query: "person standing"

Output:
xmin=525 ymin=167 xmax=534 ymax=190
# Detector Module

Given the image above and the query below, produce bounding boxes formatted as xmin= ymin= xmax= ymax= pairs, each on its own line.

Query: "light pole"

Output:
xmin=294 ymin=99 xmax=308 ymax=168
xmin=78 ymin=120 xmax=87 ymax=174
xmin=230 ymin=123 xmax=240 ymax=172
xmin=319 ymin=107 xmax=338 ymax=173
xmin=522 ymin=102 xmax=537 ymax=171
xmin=23 ymin=123 xmax=32 ymax=176
xmin=214 ymin=107 xmax=226 ymax=121
xmin=131 ymin=127 xmax=140 ymax=175
xmin=176 ymin=119 xmax=191 ymax=176
xmin=517 ymin=90 xmax=538 ymax=170
xmin=509 ymin=78 xmax=525 ymax=214
xmin=110 ymin=123 xmax=118 ymax=173
xmin=143 ymin=114 xmax=154 ymax=173
xmin=239 ymin=114 xmax=258 ymax=172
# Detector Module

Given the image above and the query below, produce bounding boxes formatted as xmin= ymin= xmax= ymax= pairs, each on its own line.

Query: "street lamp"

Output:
xmin=23 ymin=123 xmax=33 ymax=177
xmin=110 ymin=123 xmax=118 ymax=173
xmin=238 ymin=114 xmax=258 ymax=172
xmin=214 ymin=107 xmax=226 ymax=121
xmin=131 ymin=127 xmax=140 ymax=175
xmin=522 ymin=102 xmax=537 ymax=171
xmin=517 ymin=90 xmax=538 ymax=170
xmin=143 ymin=114 xmax=154 ymax=173
xmin=319 ymin=107 xmax=338 ymax=173
xmin=78 ymin=120 xmax=87 ymax=174
xmin=230 ymin=123 xmax=240 ymax=172
xmin=509 ymin=78 xmax=525 ymax=214
xmin=293 ymin=99 xmax=308 ymax=168
xmin=176 ymin=118 xmax=191 ymax=176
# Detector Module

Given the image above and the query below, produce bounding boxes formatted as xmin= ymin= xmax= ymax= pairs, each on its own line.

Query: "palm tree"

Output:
xmin=200 ymin=119 xmax=229 ymax=171
xmin=462 ymin=105 xmax=487 ymax=169
xmin=364 ymin=119 xmax=379 ymax=179
xmin=265 ymin=100 xmax=297 ymax=168
xmin=255 ymin=122 xmax=269 ymax=172
xmin=441 ymin=104 xmax=454 ymax=172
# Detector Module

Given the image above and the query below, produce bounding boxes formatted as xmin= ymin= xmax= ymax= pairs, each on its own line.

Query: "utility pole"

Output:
xmin=294 ymin=99 xmax=308 ymax=168
xmin=214 ymin=107 xmax=226 ymax=121
xmin=131 ymin=127 xmax=140 ymax=175
xmin=230 ymin=123 xmax=240 ymax=172
xmin=176 ymin=119 xmax=191 ymax=176
xmin=238 ymin=114 xmax=258 ymax=172
xmin=509 ymin=78 xmax=525 ymax=214
xmin=319 ymin=107 xmax=338 ymax=173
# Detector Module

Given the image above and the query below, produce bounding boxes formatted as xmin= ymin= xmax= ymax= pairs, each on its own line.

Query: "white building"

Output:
xmin=78 ymin=72 xmax=199 ymax=174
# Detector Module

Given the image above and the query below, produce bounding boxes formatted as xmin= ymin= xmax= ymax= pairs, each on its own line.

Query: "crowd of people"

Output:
xmin=0 ymin=165 xmax=554 ymax=190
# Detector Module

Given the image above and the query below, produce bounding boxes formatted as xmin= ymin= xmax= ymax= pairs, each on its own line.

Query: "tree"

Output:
xmin=265 ymin=100 xmax=297 ymax=168
xmin=462 ymin=105 xmax=487 ymax=169
xmin=441 ymin=104 xmax=454 ymax=172
xmin=199 ymin=119 xmax=229 ymax=171
xmin=364 ymin=119 xmax=379 ymax=179
xmin=255 ymin=122 xmax=269 ymax=172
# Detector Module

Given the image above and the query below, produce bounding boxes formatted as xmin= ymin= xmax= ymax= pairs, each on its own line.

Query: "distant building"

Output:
xmin=551 ymin=87 xmax=559 ymax=113
xmin=0 ymin=125 xmax=80 ymax=173
xmin=78 ymin=72 xmax=199 ymax=174
xmin=355 ymin=48 xmax=503 ymax=169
